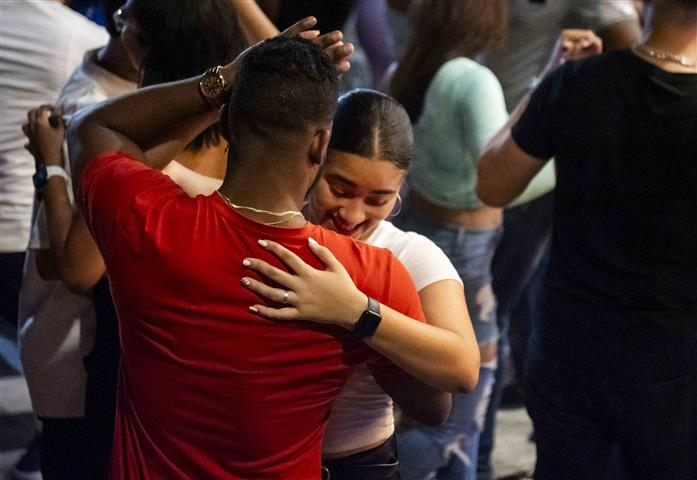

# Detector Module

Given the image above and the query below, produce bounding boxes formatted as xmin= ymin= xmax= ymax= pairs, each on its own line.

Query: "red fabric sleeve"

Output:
xmin=77 ymin=152 xmax=185 ymax=258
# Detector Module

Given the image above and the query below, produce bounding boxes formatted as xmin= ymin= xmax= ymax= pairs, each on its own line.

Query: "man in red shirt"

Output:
xmin=67 ymin=20 xmax=446 ymax=479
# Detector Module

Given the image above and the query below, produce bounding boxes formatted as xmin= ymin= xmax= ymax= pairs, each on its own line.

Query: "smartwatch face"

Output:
xmin=33 ymin=166 xmax=47 ymax=189
xmin=356 ymin=305 xmax=381 ymax=338
xmin=362 ymin=311 xmax=382 ymax=331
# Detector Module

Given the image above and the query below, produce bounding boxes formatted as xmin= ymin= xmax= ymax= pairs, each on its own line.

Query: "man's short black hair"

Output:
xmin=227 ymin=36 xmax=340 ymax=140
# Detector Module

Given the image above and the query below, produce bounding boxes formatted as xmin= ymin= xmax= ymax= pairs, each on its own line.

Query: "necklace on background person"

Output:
xmin=633 ymin=43 xmax=696 ymax=69
xmin=216 ymin=191 xmax=306 ymax=226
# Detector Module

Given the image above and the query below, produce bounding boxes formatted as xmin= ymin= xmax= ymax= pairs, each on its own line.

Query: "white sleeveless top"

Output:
xmin=322 ymin=221 xmax=461 ymax=455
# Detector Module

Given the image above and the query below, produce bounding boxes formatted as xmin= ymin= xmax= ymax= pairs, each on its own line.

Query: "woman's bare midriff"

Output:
xmin=411 ymin=190 xmax=502 ymax=229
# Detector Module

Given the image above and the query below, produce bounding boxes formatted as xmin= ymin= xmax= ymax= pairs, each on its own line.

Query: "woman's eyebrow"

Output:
xmin=325 ymin=173 xmax=356 ymax=187
xmin=326 ymin=174 xmax=397 ymax=195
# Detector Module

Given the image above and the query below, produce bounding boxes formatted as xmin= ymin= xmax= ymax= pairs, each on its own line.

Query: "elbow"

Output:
xmin=457 ymin=363 xmax=480 ymax=394
xmin=476 ymin=161 xmax=510 ymax=208
xmin=476 ymin=183 xmax=509 ymax=208
xmin=62 ymin=266 xmax=100 ymax=294
xmin=427 ymin=406 xmax=451 ymax=426
xmin=64 ymin=276 xmax=94 ymax=294
xmin=452 ymin=356 xmax=480 ymax=394
xmin=413 ymin=393 xmax=452 ymax=425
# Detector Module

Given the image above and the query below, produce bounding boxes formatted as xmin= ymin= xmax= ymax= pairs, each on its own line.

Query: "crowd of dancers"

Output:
xmin=0 ymin=0 xmax=695 ymax=479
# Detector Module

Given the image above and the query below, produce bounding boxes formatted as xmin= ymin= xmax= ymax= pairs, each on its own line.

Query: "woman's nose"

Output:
xmin=336 ymin=202 xmax=365 ymax=227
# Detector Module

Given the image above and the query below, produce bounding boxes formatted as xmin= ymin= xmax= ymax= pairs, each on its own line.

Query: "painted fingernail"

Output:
xmin=308 ymin=237 xmax=318 ymax=246
xmin=242 ymin=259 xmax=251 ymax=267
xmin=258 ymin=239 xmax=268 ymax=247
xmin=241 ymin=277 xmax=251 ymax=286
xmin=249 ymin=306 xmax=259 ymax=313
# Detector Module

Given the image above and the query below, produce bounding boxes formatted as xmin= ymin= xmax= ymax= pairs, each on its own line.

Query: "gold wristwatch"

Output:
xmin=199 ymin=65 xmax=226 ymax=106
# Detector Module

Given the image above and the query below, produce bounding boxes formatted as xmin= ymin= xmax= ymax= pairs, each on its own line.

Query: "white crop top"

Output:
xmin=322 ymin=221 xmax=461 ymax=455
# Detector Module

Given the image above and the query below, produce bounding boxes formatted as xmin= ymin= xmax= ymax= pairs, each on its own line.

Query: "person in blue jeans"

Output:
xmin=394 ymin=212 xmax=501 ymax=480
xmin=387 ymin=1 xmax=509 ymax=478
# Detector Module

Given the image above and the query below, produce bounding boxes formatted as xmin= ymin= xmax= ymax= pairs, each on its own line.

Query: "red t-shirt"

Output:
xmin=78 ymin=152 xmax=425 ymax=480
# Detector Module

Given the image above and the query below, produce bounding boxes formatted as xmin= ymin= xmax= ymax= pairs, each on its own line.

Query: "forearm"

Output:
xmin=61 ymin=215 xmax=105 ymax=292
xmin=371 ymin=365 xmax=452 ymax=424
xmin=82 ymin=71 xmax=229 ymax=150
xmin=326 ymin=283 xmax=479 ymax=393
xmin=356 ymin=0 xmax=395 ymax=85
xmin=43 ymin=177 xmax=105 ymax=291
xmin=231 ymin=0 xmax=279 ymax=44
xmin=69 ymin=65 xmax=236 ymax=181
xmin=140 ymin=109 xmax=221 ymax=170
xmin=43 ymin=177 xmax=76 ymax=275
xmin=364 ymin=305 xmax=478 ymax=392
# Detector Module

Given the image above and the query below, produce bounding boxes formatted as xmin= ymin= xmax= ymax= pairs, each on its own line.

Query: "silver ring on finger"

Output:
xmin=282 ymin=289 xmax=289 ymax=305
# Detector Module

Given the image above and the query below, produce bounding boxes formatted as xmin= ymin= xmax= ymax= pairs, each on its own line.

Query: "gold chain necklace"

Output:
xmin=216 ymin=191 xmax=305 ymax=226
xmin=634 ymin=43 xmax=696 ymax=69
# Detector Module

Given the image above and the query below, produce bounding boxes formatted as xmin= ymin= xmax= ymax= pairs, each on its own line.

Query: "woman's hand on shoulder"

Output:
xmin=241 ymin=238 xmax=367 ymax=329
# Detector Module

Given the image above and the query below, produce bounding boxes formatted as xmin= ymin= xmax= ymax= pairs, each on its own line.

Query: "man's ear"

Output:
xmin=309 ymin=126 xmax=331 ymax=166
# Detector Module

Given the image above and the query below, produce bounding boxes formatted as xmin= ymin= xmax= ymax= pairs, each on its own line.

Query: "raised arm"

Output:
xmin=231 ymin=0 xmax=279 ymax=44
xmin=240 ymin=238 xmax=479 ymax=393
xmin=68 ymin=73 xmax=222 ymax=188
xmin=24 ymin=106 xmax=105 ymax=292
xmin=477 ymin=29 xmax=603 ymax=206
xmin=68 ymin=18 xmax=351 ymax=188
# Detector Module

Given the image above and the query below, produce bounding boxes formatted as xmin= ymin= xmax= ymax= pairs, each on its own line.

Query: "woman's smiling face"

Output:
xmin=307 ymin=149 xmax=406 ymax=241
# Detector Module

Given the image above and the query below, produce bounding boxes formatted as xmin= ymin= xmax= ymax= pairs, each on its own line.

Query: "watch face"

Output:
xmin=202 ymin=73 xmax=224 ymax=98
xmin=355 ymin=309 xmax=382 ymax=338
xmin=32 ymin=167 xmax=47 ymax=189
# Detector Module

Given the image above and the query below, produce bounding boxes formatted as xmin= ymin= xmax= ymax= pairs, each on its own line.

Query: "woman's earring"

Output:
xmin=389 ymin=193 xmax=402 ymax=218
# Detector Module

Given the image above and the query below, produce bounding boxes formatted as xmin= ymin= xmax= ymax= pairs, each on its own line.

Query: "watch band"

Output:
xmin=33 ymin=165 xmax=69 ymax=190
xmin=46 ymin=166 xmax=69 ymax=182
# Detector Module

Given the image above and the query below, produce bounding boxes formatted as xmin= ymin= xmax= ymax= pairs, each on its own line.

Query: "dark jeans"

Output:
xmin=82 ymin=277 xmax=120 ymax=479
xmin=40 ymin=417 xmax=89 ymax=480
xmin=323 ymin=435 xmax=400 ymax=480
xmin=477 ymin=193 xmax=553 ymax=479
xmin=526 ymin=349 xmax=697 ymax=480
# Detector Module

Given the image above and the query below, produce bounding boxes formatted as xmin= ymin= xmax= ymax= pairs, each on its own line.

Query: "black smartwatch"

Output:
xmin=353 ymin=296 xmax=382 ymax=339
